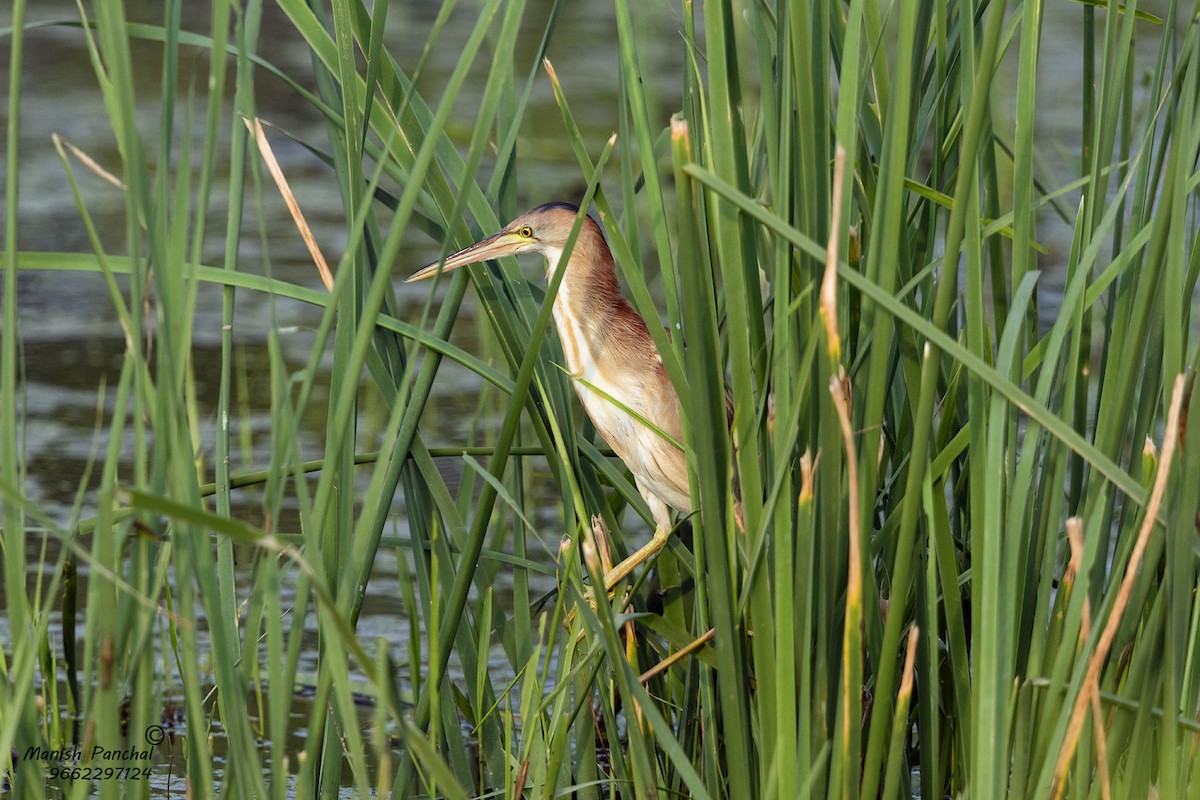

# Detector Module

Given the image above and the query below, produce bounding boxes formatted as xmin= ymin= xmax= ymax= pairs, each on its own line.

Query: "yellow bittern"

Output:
xmin=407 ymin=202 xmax=689 ymax=594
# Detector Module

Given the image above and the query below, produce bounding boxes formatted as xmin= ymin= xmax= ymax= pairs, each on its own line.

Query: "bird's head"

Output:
xmin=407 ymin=202 xmax=586 ymax=282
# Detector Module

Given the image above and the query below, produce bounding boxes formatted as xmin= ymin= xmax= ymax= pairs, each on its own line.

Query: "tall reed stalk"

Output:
xmin=2 ymin=1 xmax=1199 ymax=798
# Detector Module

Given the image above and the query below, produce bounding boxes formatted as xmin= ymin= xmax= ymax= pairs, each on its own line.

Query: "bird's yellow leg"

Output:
xmin=565 ymin=495 xmax=674 ymax=635
xmin=602 ymin=493 xmax=674 ymax=592
xmin=602 ymin=522 xmax=672 ymax=591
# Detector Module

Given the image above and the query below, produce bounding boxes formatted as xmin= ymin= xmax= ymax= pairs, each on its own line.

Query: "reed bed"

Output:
xmin=3 ymin=0 xmax=1200 ymax=797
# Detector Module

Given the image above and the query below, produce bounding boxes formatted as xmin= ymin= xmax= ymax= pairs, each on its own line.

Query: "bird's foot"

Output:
xmin=563 ymin=516 xmax=623 ymax=636
xmin=564 ymin=518 xmax=675 ymax=637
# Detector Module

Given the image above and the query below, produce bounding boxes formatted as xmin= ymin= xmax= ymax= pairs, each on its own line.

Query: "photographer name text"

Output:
xmin=23 ymin=744 xmax=154 ymax=762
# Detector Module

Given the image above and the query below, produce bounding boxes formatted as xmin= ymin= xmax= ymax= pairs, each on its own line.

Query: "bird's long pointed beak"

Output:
xmin=406 ymin=231 xmax=524 ymax=282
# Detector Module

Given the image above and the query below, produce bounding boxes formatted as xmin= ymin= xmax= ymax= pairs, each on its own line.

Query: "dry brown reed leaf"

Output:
xmin=245 ymin=117 xmax=334 ymax=292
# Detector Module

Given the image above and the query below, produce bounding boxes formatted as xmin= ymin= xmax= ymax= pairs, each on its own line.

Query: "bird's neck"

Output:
xmin=543 ymin=227 xmax=625 ymax=320
xmin=543 ymin=226 xmax=635 ymax=373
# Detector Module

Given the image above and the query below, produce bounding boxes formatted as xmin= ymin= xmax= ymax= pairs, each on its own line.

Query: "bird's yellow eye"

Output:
xmin=518 ymin=225 xmax=534 ymax=238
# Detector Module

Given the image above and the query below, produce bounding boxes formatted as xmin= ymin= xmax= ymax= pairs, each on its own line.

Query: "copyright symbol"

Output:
xmin=144 ymin=725 xmax=166 ymax=746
